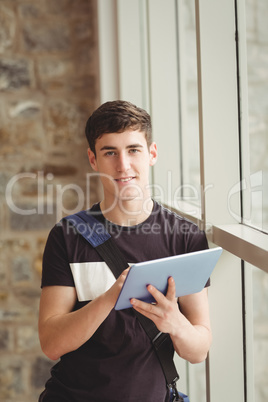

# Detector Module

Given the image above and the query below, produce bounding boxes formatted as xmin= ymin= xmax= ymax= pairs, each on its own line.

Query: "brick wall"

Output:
xmin=0 ymin=1 xmax=100 ymax=400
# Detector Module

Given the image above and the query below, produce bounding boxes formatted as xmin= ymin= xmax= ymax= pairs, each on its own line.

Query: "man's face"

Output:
xmin=88 ymin=130 xmax=157 ymax=206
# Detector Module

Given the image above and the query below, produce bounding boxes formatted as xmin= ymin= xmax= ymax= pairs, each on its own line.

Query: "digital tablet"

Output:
xmin=114 ymin=247 xmax=222 ymax=310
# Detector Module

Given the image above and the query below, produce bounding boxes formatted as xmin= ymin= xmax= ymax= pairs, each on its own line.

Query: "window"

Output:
xmin=243 ymin=0 xmax=268 ymax=233
xmin=97 ymin=1 xmax=268 ymax=400
xmin=250 ymin=264 xmax=268 ymax=400
xmin=177 ymin=0 xmax=201 ymax=208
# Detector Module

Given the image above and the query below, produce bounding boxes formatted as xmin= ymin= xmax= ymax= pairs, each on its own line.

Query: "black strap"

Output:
xmin=63 ymin=210 xmax=179 ymax=388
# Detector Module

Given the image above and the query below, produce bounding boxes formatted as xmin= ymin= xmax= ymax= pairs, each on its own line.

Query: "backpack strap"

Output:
xmin=64 ymin=211 xmax=129 ymax=277
xmin=63 ymin=210 xmax=180 ymax=395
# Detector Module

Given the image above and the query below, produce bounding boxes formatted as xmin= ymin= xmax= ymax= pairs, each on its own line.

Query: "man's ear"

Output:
xmin=87 ymin=148 xmax=98 ymax=171
xmin=149 ymin=142 xmax=158 ymax=166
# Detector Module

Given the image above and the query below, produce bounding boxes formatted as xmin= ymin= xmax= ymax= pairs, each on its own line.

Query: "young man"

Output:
xmin=38 ymin=100 xmax=212 ymax=402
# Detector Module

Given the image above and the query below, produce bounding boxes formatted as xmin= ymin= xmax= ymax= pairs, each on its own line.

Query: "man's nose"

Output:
xmin=117 ymin=153 xmax=130 ymax=172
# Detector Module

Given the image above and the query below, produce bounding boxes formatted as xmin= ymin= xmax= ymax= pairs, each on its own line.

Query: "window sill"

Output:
xmin=165 ymin=202 xmax=268 ymax=272
xmin=208 ymin=223 xmax=268 ymax=273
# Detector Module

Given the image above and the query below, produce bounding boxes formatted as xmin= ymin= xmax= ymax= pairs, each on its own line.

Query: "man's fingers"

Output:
xmin=130 ymin=277 xmax=176 ymax=313
xmin=146 ymin=284 xmax=166 ymax=304
xmin=120 ymin=267 xmax=130 ymax=279
xmin=165 ymin=276 xmax=176 ymax=300
xmin=130 ymin=297 xmax=159 ymax=319
xmin=146 ymin=277 xmax=176 ymax=303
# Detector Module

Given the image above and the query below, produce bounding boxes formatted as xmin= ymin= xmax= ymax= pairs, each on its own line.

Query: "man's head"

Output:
xmin=85 ymin=100 xmax=152 ymax=155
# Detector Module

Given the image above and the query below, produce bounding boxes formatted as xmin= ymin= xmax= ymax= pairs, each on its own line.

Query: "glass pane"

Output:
xmin=251 ymin=265 xmax=268 ymax=402
xmin=177 ymin=1 xmax=205 ymax=397
xmin=178 ymin=0 xmax=201 ymax=207
xmin=245 ymin=0 xmax=268 ymax=232
xmin=189 ymin=361 xmax=207 ymax=402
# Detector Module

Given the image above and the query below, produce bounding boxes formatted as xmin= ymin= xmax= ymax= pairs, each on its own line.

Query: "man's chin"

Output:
xmin=117 ymin=187 xmax=143 ymax=202
xmin=118 ymin=194 xmax=140 ymax=202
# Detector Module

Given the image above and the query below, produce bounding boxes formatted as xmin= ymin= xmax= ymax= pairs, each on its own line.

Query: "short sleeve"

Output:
xmin=186 ymin=228 xmax=209 ymax=254
xmin=41 ymin=223 xmax=75 ymax=288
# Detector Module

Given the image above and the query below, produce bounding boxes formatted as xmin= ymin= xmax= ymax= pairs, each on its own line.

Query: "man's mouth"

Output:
xmin=115 ymin=177 xmax=134 ymax=183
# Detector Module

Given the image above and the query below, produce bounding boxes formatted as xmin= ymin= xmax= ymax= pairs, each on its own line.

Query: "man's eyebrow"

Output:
xmin=99 ymin=144 xmax=144 ymax=151
xmin=100 ymin=145 xmax=117 ymax=151
xmin=127 ymin=144 xmax=144 ymax=149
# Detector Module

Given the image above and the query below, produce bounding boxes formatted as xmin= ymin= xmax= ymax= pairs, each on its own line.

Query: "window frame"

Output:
xmin=97 ymin=1 xmax=268 ymax=400
xmin=98 ymin=0 xmax=268 ymax=272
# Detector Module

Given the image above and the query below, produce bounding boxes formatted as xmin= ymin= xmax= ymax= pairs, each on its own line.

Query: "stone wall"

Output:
xmin=0 ymin=1 xmax=100 ymax=400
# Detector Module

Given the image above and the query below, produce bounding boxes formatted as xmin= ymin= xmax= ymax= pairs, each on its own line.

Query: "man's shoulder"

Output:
xmin=154 ymin=201 xmax=197 ymax=227
xmin=55 ymin=203 xmax=102 ymax=230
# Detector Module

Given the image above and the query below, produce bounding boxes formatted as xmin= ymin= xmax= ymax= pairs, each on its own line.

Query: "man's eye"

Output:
xmin=105 ymin=151 xmax=116 ymax=156
xmin=129 ymin=149 xmax=139 ymax=154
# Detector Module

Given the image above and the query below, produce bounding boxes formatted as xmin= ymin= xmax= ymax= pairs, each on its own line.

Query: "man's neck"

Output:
xmin=100 ymin=198 xmax=154 ymax=226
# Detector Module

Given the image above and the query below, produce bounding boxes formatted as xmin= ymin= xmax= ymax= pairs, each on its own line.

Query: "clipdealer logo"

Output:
xmin=5 ymin=170 xmax=209 ymax=222
xmin=227 ymin=170 xmax=267 ymax=229
xmin=5 ymin=171 xmax=96 ymax=222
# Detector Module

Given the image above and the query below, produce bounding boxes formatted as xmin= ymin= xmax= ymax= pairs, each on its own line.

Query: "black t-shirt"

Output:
xmin=40 ymin=201 xmax=208 ymax=402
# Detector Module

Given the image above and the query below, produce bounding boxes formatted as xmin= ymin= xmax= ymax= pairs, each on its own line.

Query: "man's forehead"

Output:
xmin=95 ymin=130 xmax=147 ymax=148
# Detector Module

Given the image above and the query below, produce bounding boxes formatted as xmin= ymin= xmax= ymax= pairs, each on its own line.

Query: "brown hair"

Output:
xmin=85 ymin=100 xmax=152 ymax=155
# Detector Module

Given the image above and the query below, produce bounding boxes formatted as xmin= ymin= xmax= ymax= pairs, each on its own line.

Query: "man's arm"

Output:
xmin=38 ymin=269 xmax=129 ymax=361
xmin=130 ymin=277 xmax=212 ymax=364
